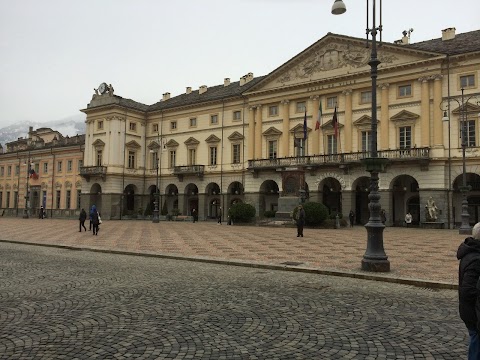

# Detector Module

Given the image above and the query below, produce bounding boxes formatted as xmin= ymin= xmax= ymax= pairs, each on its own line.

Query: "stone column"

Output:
xmin=380 ymin=84 xmax=390 ymax=150
xmin=342 ymin=90 xmax=353 ymax=153
xmin=198 ymin=193 xmax=206 ymax=221
xmin=419 ymin=77 xmax=430 ymax=147
xmin=310 ymin=96 xmax=320 ymax=154
xmin=255 ymin=105 xmax=263 ymax=159
xmin=248 ymin=106 xmax=255 ymax=160
xmin=281 ymin=100 xmax=290 ymax=158
xmin=178 ymin=194 xmax=185 ymax=216
xmin=432 ymin=75 xmax=443 ymax=147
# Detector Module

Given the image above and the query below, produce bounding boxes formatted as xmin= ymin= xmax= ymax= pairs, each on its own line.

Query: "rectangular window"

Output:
xmin=210 ymin=114 xmax=218 ymax=125
xmin=326 ymin=96 xmax=337 ymax=109
xmin=188 ymin=148 xmax=196 ymax=166
xmin=327 ymin=135 xmax=338 ymax=154
xmin=57 ymin=161 xmax=62 ymax=173
xmin=15 ymin=165 xmax=19 ymax=175
xmin=67 ymin=160 xmax=73 ymax=172
xmin=460 ymin=74 xmax=475 ymax=88
xmin=129 ymin=122 xmax=137 ymax=131
xmin=295 ymin=138 xmax=306 ymax=157
xmin=398 ymin=84 xmax=412 ymax=97
xmin=360 ymin=91 xmax=372 ymax=104
xmin=128 ymin=151 xmax=136 ymax=169
xmin=98 ymin=120 xmax=104 ymax=130
xmin=77 ymin=190 xmax=81 ymax=209
xmin=189 ymin=118 xmax=197 ymax=127
xmin=42 ymin=191 xmax=47 ymax=208
xmin=233 ymin=111 xmax=241 ymax=121
xmin=152 ymin=123 xmax=159 ymax=132
xmin=78 ymin=160 xmax=83 ymax=170
xmin=169 ymin=150 xmax=176 ymax=168
xmin=361 ymin=131 xmax=371 ymax=152
xmin=209 ymin=146 xmax=217 ymax=165
xmin=7 ymin=166 xmax=11 ymax=176
xmin=269 ymin=105 xmax=279 ymax=116
xmin=43 ymin=162 xmax=48 ymax=174
xmin=6 ymin=191 xmax=10 ymax=208
xmin=399 ymin=126 xmax=412 ymax=149
xmin=296 ymin=102 xmax=306 ymax=113
xmin=66 ymin=190 xmax=71 ymax=209
xmin=151 ymin=151 xmax=158 ymax=170
xmin=232 ymin=144 xmax=241 ymax=164
xmin=0 ymin=192 xmax=2 ymax=207
xmin=461 ymin=120 xmax=476 ymax=147
xmin=13 ymin=191 xmax=18 ymax=208
xmin=268 ymin=140 xmax=277 ymax=160
xmin=96 ymin=150 xmax=102 ymax=166
xmin=34 ymin=163 xmax=39 ymax=174
xmin=56 ymin=190 xmax=61 ymax=209
xmin=170 ymin=121 xmax=177 ymax=130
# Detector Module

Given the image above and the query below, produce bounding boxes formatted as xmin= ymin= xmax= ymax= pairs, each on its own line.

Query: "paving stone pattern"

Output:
xmin=0 ymin=218 xmax=463 ymax=284
xmin=0 ymin=242 xmax=468 ymax=359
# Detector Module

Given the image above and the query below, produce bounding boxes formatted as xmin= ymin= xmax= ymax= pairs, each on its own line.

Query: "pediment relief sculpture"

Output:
xmin=75 ymin=181 xmax=82 ymax=188
xmin=390 ymin=110 xmax=419 ymax=122
xmin=65 ymin=181 xmax=72 ymax=189
xmin=263 ymin=127 xmax=283 ymax=137
xmin=277 ymin=42 xmax=398 ymax=84
xmin=147 ymin=141 xmax=160 ymax=150
xmin=205 ymin=135 xmax=221 ymax=143
xmin=353 ymin=115 xmax=377 ymax=126
xmin=55 ymin=181 xmax=62 ymax=189
xmin=228 ymin=131 xmax=244 ymax=141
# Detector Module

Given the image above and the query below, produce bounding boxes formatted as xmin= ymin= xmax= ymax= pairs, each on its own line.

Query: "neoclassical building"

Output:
xmin=0 ymin=127 xmax=85 ymax=218
xmin=80 ymin=27 xmax=480 ymax=227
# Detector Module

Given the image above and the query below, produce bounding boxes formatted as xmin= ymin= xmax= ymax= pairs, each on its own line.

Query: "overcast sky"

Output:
xmin=1 ymin=0 xmax=479 ymax=126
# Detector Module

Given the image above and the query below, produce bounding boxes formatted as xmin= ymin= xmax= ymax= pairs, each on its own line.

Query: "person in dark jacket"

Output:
xmin=295 ymin=205 xmax=306 ymax=237
xmin=79 ymin=208 xmax=87 ymax=232
xmin=457 ymin=222 xmax=480 ymax=360
xmin=91 ymin=207 xmax=100 ymax=235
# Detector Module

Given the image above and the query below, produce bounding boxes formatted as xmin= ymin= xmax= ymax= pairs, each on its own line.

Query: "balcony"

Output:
xmin=80 ymin=166 xmax=107 ymax=181
xmin=248 ymin=148 xmax=430 ymax=172
xmin=173 ymin=165 xmax=204 ymax=181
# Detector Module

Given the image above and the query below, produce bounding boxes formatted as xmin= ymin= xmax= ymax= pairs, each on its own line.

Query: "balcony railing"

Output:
xmin=173 ymin=165 xmax=205 ymax=180
xmin=80 ymin=166 xmax=107 ymax=180
xmin=248 ymin=148 xmax=430 ymax=170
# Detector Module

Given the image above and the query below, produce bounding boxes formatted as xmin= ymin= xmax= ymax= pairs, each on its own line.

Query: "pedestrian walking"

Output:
xmin=405 ymin=212 xmax=412 ymax=228
xmin=91 ymin=207 xmax=100 ymax=235
xmin=38 ymin=206 xmax=46 ymax=219
xmin=89 ymin=205 xmax=96 ymax=230
xmin=217 ymin=207 xmax=222 ymax=225
xmin=381 ymin=209 xmax=387 ymax=225
xmin=192 ymin=208 xmax=197 ymax=223
xmin=349 ymin=210 xmax=355 ymax=227
xmin=295 ymin=205 xmax=305 ymax=237
xmin=457 ymin=222 xmax=480 ymax=360
xmin=79 ymin=208 xmax=87 ymax=232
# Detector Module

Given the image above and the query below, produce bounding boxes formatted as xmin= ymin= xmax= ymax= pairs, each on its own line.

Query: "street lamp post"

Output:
xmin=332 ymin=0 xmax=390 ymax=272
xmin=23 ymin=155 xmax=33 ymax=219
xmin=151 ymin=150 xmax=160 ymax=223
xmin=441 ymin=88 xmax=480 ymax=234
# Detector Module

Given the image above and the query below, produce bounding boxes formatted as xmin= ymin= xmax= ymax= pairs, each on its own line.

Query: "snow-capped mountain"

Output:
xmin=0 ymin=114 xmax=86 ymax=147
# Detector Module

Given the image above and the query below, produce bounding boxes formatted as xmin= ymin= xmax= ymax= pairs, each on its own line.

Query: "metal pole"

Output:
xmin=152 ymin=151 xmax=159 ymax=223
xmin=23 ymin=153 xmax=30 ymax=219
xmin=459 ymin=87 xmax=472 ymax=234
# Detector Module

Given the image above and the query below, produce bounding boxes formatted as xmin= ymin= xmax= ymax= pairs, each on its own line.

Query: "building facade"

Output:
xmin=80 ymin=28 xmax=480 ymax=227
xmin=0 ymin=127 xmax=85 ymax=218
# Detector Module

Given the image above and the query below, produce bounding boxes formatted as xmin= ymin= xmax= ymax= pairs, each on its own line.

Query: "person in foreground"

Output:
xmin=91 ymin=207 xmax=100 ymax=235
xmin=457 ymin=222 xmax=480 ymax=359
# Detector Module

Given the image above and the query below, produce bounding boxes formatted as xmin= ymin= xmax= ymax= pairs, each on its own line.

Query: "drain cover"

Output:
xmin=280 ymin=261 xmax=303 ymax=266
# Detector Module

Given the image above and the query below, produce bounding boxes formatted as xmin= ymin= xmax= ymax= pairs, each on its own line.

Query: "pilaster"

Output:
xmin=432 ymin=74 xmax=443 ymax=147
xmin=248 ymin=106 xmax=255 ymax=160
xmin=310 ymin=96 xmax=320 ymax=154
xmin=342 ymin=90 xmax=352 ymax=152
xmin=419 ymin=77 xmax=430 ymax=147
xmin=255 ymin=105 xmax=263 ymax=159
xmin=379 ymin=84 xmax=390 ymax=150
xmin=281 ymin=100 xmax=290 ymax=157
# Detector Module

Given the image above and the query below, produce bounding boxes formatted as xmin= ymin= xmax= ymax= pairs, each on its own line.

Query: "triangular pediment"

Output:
xmin=321 ymin=120 xmax=345 ymax=130
xmin=263 ymin=127 xmax=283 ymax=136
xmin=452 ymin=102 xmax=480 ymax=115
xmin=92 ymin=139 xmax=105 ymax=147
xmin=353 ymin=115 xmax=374 ymax=126
xmin=246 ymin=33 xmax=442 ymax=94
xmin=165 ymin=139 xmax=179 ymax=147
xmin=290 ymin=124 xmax=312 ymax=135
xmin=126 ymin=140 xmax=141 ymax=148
xmin=184 ymin=137 xmax=200 ymax=146
xmin=205 ymin=134 xmax=221 ymax=143
xmin=228 ymin=131 xmax=244 ymax=141
xmin=147 ymin=141 xmax=160 ymax=150
xmin=390 ymin=110 xmax=419 ymax=122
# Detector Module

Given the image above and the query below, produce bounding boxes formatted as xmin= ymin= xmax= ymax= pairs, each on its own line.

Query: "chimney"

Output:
xmin=246 ymin=72 xmax=254 ymax=82
xmin=186 ymin=87 xmax=192 ymax=94
xmin=239 ymin=76 xmax=246 ymax=86
xmin=199 ymin=85 xmax=207 ymax=94
xmin=442 ymin=27 xmax=456 ymax=41
xmin=162 ymin=92 xmax=171 ymax=101
xmin=224 ymin=78 xmax=230 ymax=87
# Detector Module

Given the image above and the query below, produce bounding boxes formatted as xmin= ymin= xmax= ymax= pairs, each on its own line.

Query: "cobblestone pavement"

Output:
xmin=0 ymin=218 xmax=463 ymax=286
xmin=0 ymin=242 xmax=467 ymax=359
